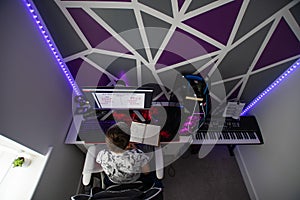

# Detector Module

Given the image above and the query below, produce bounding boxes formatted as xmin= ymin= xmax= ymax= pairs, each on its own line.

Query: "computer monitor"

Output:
xmin=82 ymin=86 xmax=154 ymax=109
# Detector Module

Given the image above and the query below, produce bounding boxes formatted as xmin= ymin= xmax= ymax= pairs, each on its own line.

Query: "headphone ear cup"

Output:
xmin=74 ymin=95 xmax=88 ymax=106
xmin=74 ymin=95 xmax=83 ymax=102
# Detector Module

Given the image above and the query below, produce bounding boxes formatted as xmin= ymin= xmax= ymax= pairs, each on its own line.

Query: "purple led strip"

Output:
xmin=23 ymin=0 xmax=81 ymax=96
xmin=241 ymin=58 xmax=300 ymax=115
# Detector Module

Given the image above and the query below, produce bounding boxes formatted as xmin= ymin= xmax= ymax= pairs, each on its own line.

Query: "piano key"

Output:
xmin=211 ymin=132 xmax=215 ymax=139
xmin=242 ymin=132 xmax=249 ymax=139
xmin=198 ymin=132 xmax=202 ymax=140
xmin=237 ymin=132 xmax=242 ymax=139
xmin=229 ymin=132 xmax=235 ymax=139
xmin=248 ymin=132 xmax=253 ymax=139
xmin=209 ymin=132 xmax=213 ymax=139
xmin=224 ymin=132 xmax=229 ymax=139
xmin=218 ymin=132 xmax=223 ymax=140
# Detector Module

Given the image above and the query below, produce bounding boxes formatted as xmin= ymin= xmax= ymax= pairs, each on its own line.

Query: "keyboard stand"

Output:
xmin=227 ymin=144 xmax=236 ymax=156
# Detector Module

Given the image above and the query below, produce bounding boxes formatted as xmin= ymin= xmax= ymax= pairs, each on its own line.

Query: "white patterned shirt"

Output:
xmin=96 ymin=149 xmax=149 ymax=184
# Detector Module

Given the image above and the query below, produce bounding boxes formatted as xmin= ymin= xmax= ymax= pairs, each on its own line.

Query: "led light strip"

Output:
xmin=23 ymin=0 xmax=81 ymax=96
xmin=241 ymin=58 xmax=300 ymax=115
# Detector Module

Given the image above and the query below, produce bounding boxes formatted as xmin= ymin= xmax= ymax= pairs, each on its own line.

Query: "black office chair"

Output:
xmin=71 ymin=177 xmax=163 ymax=200
xmin=72 ymin=144 xmax=164 ymax=200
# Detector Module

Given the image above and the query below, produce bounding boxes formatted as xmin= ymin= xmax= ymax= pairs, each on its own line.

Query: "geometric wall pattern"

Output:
xmin=32 ymin=0 xmax=300 ymax=112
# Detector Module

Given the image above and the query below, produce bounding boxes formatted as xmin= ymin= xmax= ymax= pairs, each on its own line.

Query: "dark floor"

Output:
xmin=161 ymin=145 xmax=250 ymax=200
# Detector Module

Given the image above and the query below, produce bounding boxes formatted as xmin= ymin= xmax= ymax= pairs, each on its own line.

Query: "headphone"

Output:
xmin=74 ymin=95 xmax=89 ymax=106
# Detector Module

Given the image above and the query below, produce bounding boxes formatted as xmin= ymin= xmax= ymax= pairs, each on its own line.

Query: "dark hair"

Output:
xmin=105 ymin=122 xmax=130 ymax=152
xmin=115 ymin=79 xmax=126 ymax=87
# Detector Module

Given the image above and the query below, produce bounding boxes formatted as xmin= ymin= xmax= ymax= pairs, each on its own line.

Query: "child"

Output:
xmin=96 ymin=122 xmax=150 ymax=186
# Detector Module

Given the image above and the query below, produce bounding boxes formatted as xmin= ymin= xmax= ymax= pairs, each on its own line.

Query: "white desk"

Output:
xmin=65 ymin=103 xmax=192 ymax=185
xmin=82 ymin=145 xmax=104 ymax=186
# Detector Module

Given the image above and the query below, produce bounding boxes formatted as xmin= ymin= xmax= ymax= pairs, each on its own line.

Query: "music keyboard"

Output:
xmin=192 ymin=116 xmax=263 ymax=145
xmin=193 ymin=131 xmax=261 ymax=144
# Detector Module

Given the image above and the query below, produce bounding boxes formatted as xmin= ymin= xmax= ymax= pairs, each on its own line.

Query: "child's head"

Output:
xmin=105 ymin=122 xmax=130 ymax=152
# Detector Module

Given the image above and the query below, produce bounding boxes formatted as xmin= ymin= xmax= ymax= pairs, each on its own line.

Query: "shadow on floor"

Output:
xmin=161 ymin=145 xmax=250 ymax=200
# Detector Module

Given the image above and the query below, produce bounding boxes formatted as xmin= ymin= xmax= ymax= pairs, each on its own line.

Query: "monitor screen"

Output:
xmin=82 ymin=86 xmax=154 ymax=109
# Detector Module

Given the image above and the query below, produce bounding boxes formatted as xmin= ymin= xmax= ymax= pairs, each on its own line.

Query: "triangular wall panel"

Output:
xmin=68 ymin=8 xmax=130 ymax=53
xmin=254 ymin=18 xmax=300 ymax=70
xmin=183 ymin=0 xmax=243 ymax=44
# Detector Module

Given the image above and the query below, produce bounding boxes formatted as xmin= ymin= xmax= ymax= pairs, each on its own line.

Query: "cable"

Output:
xmin=198 ymin=103 xmax=206 ymax=128
xmin=186 ymin=100 xmax=198 ymax=134
xmin=187 ymin=99 xmax=208 ymax=134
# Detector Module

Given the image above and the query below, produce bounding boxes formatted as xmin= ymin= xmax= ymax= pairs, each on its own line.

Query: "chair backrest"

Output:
xmin=92 ymin=188 xmax=143 ymax=200
xmin=91 ymin=187 xmax=162 ymax=200
xmin=71 ymin=182 xmax=163 ymax=200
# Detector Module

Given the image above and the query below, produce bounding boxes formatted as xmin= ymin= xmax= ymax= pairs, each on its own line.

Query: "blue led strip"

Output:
xmin=241 ymin=58 xmax=300 ymax=116
xmin=23 ymin=0 xmax=81 ymax=96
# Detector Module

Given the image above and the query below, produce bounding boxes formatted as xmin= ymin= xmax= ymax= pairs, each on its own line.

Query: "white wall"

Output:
xmin=236 ymin=63 xmax=300 ymax=200
xmin=0 ymin=0 xmax=84 ymax=199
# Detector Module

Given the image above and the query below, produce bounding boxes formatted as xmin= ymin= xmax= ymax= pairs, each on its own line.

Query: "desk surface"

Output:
xmin=66 ymin=102 xmax=206 ymax=174
xmin=65 ymin=105 xmax=183 ymax=145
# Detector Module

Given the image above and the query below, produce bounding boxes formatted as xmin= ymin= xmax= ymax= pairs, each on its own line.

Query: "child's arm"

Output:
xmin=125 ymin=142 xmax=137 ymax=150
xmin=141 ymin=163 xmax=150 ymax=175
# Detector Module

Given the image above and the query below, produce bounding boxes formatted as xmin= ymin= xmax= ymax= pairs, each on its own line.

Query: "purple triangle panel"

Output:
xmin=156 ymin=28 xmax=219 ymax=69
xmin=177 ymin=0 xmax=185 ymax=11
xmin=66 ymin=58 xmax=83 ymax=79
xmin=97 ymin=74 xmax=111 ymax=86
xmin=254 ymin=19 xmax=300 ymax=70
xmin=66 ymin=58 xmax=111 ymax=87
xmin=67 ymin=8 xmax=130 ymax=54
xmin=182 ymin=0 xmax=243 ymax=45
xmin=155 ymin=51 xmax=186 ymax=69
